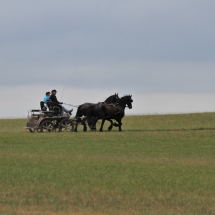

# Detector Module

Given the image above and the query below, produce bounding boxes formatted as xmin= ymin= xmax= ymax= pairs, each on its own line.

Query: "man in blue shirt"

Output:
xmin=43 ymin=91 xmax=50 ymax=103
xmin=43 ymin=92 xmax=50 ymax=109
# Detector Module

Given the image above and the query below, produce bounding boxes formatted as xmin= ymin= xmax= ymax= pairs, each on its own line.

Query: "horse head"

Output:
xmin=119 ymin=95 xmax=133 ymax=109
xmin=126 ymin=95 xmax=133 ymax=109
xmin=127 ymin=95 xmax=133 ymax=109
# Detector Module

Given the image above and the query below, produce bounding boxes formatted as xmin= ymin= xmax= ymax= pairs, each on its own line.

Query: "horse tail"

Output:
xmin=76 ymin=105 xmax=82 ymax=117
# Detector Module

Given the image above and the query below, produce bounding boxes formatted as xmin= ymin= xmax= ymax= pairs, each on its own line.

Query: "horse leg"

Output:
xmin=113 ymin=121 xmax=119 ymax=127
xmin=74 ymin=122 xmax=78 ymax=132
xmin=93 ymin=121 xmax=97 ymax=131
xmin=99 ymin=119 xmax=105 ymax=132
xmin=87 ymin=116 xmax=97 ymax=131
xmin=88 ymin=119 xmax=97 ymax=131
xmin=74 ymin=117 xmax=82 ymax=132
xmin=107 ymin=119 xmax=113 ymax=131
xmin=86 ymin=117 xmax=96 ymax=131
xmin=117 ymin=119 xmax=122 ymax=132
xmin=99 ymin=119 xmax=114 ymax=132
xmin=82 ymin=122 xmax=87 ymax=132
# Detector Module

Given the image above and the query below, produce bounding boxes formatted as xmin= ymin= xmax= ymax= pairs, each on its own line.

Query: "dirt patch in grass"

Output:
xmin=0 ymin=206 xmax=109 ymax=215
xmin=1 ymin=190 xmax=215 ymax=215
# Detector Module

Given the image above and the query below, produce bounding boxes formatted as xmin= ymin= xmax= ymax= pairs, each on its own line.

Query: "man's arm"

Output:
xmin=50 ymin=95 xmax=62 ymax=104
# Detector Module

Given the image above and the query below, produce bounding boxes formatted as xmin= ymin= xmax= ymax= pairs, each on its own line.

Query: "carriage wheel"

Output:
xmin=40 ymin=120 xmax=54 ymax=132
xmin=58 ymin=119 xmax=74 ymax=132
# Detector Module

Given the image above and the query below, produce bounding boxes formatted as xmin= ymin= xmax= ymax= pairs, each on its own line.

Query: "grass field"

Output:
xmin=1 ymin=113 xmax=215 ymax=215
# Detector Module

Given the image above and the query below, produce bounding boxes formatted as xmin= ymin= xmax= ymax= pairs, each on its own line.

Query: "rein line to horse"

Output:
xmin=62 ymin=103 xmax=79 ymax=108
xmin=48 ymin=100 xmax=79 ymax=108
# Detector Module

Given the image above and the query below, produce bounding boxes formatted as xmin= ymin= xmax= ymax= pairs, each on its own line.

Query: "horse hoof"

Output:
xmin=108 ymin=127 xmax=112 ymax=131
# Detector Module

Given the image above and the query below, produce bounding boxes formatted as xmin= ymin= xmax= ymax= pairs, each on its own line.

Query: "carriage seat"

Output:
xmin=39 ymin=101 xmax=61 ymax=116
xmin=46 ymin=101 xmax=61 ymax=116
xmin=40 ymin=101 xmax=47 ymax=111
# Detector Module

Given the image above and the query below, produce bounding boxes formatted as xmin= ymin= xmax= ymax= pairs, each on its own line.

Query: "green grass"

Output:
xmin=1 ymin=113 xmax=215 ymax=215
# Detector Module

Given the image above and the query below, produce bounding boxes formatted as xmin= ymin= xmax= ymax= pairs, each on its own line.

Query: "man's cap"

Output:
xmin=46 ymin=91 xmax=50 ymax=95
xmin=51 ymin=89 xmax=57 ymax=92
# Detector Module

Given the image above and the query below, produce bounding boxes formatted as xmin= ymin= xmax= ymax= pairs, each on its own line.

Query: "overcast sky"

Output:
xmin=1 ymin=1 xmax=215 ymax=117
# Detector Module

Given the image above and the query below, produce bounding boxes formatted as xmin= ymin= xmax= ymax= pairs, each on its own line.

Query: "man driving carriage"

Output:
xmin=49 ymin=89 xmax=73 ymax=116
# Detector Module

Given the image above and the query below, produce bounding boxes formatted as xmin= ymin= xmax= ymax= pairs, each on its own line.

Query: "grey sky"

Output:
xmin=1 ymin=1 xmax=215 ymax=117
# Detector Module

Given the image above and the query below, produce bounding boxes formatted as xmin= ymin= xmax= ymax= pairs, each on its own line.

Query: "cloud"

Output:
xmin=1 ymin=1 xmax=215 ymax=117
xmin=1 ymin=1 xmax=215 ymax=63
xmin=2 ymin=61 xmax=215 ymax=94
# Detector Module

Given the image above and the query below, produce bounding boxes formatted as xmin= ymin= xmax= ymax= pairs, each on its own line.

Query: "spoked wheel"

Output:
xmin=58 ymin=119 xmax=74 ymax=132
xmin=39 ymin=120 xmax=54 ymax=132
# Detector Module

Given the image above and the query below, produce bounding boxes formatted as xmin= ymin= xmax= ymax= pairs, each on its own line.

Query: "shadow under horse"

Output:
xmin=87 ymin=95 xmax=133 ymax=132
xmin=74 ymin=93 xmax=119 ymax=132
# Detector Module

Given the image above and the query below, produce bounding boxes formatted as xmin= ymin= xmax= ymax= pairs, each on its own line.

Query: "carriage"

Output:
xmin=25 ymin=101 xmax=87 ymax=133
xmin=25 ymin=94 xmax=133 ymax=133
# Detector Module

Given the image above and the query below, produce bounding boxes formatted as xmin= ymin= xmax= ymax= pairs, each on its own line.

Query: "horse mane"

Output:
xmin=104 ymin=93 xmax=119 ymax=104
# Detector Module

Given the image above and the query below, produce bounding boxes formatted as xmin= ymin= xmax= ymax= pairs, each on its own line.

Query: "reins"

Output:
xmin=47 ymin=100 xmax=80 ymax=108
xmin=62 ymin=103 xmax=80 ymax=108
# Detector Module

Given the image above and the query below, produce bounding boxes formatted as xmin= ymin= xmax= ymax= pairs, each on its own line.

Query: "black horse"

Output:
xmin=87 ymin=95 xmax=133 ymax=132
xmin=74 ymin=93 xmax=119 ymax=132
